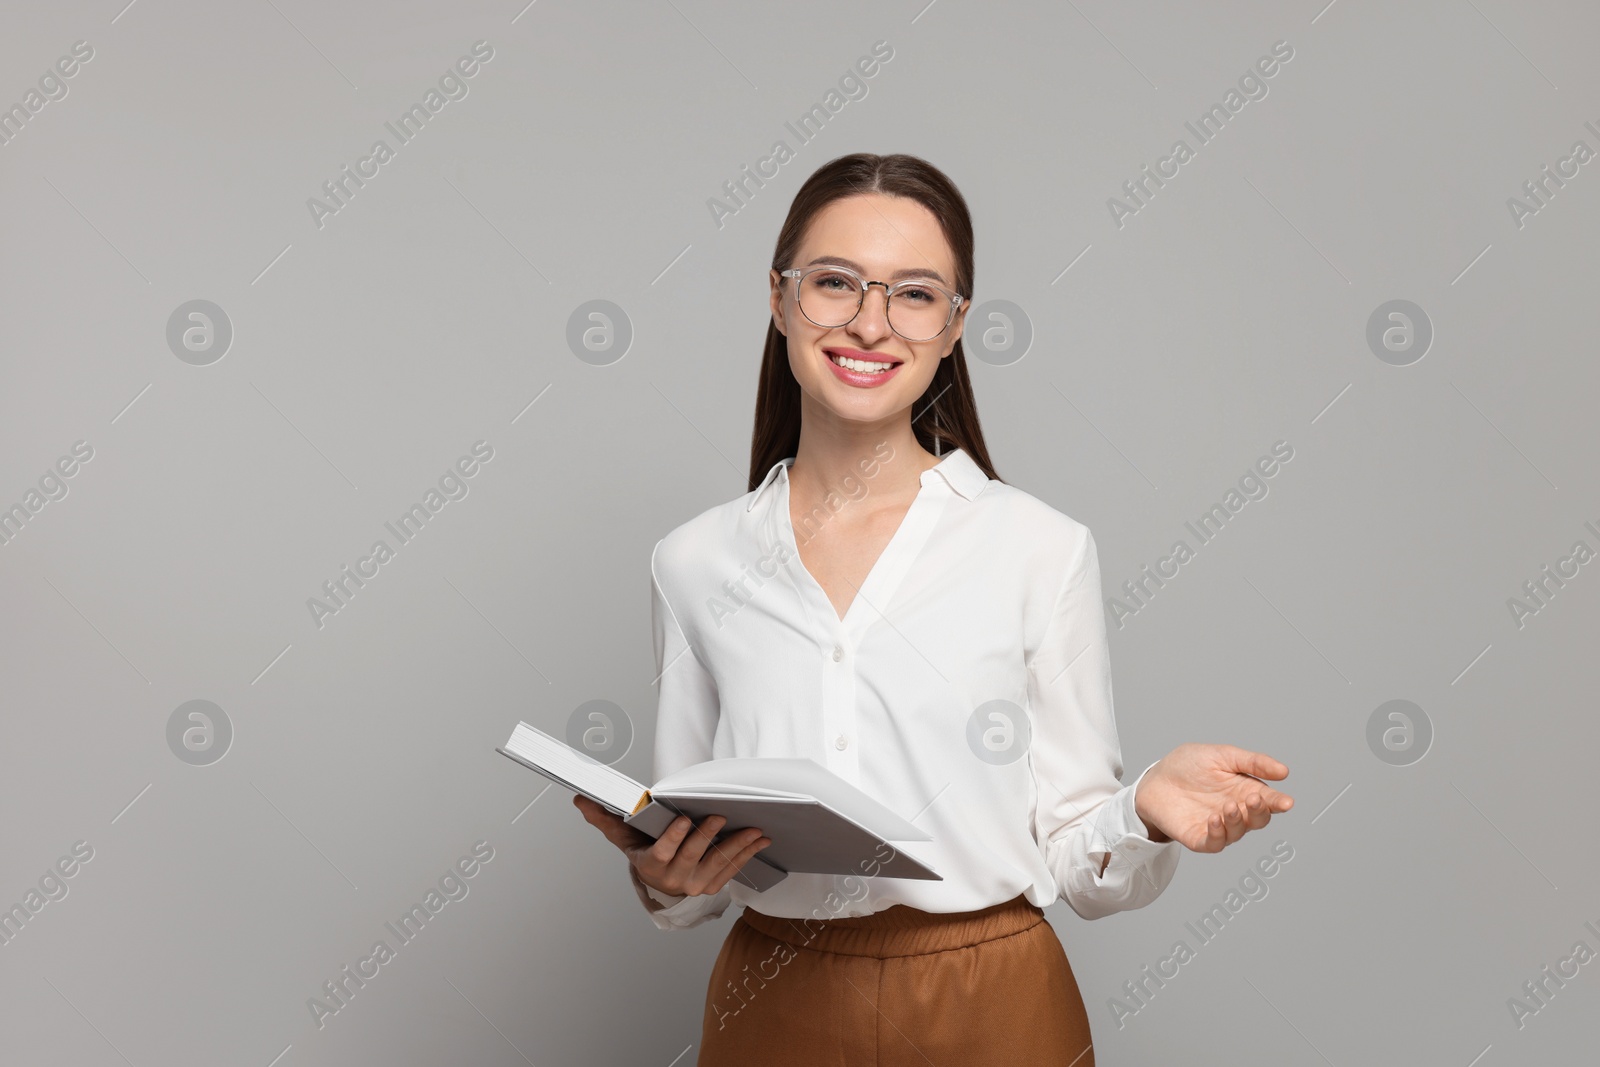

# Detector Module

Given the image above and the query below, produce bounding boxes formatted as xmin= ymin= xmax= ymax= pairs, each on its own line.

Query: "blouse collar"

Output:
xmin=746 ymin=447 xmax=988 ymax=513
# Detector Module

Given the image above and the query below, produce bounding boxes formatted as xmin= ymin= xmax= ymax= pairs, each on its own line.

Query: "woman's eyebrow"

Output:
xmin=804 ymin=256 xmax=949 ymax=286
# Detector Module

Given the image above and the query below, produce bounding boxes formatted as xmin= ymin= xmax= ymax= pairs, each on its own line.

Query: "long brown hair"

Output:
xmin=748 ymin=153 xmax=1005 ymax=492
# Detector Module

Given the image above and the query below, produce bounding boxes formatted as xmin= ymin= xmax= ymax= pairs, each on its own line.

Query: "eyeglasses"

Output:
xmin=780 ymin=264 xmax=966 ymax=342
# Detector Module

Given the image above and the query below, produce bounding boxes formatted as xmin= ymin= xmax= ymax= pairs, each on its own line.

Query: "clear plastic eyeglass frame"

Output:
xmin=779 ymin=265 xmax=967 ymax=342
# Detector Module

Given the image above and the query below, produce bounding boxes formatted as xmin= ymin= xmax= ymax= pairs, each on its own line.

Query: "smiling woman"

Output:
xmin=575 ymin=153 xmax=1294 ymax=1066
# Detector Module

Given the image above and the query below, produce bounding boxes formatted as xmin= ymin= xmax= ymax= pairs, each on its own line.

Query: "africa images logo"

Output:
xmin=306 ymin=440 xmax=495 ymax=630
xmin=306 ymin=841 xmax=494 ymax=1030
xmin=306 ymin=41 xmax=495 ymax=230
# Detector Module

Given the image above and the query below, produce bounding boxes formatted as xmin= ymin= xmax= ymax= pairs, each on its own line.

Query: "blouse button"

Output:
xmin=834 ymin=735 xmax=848 ymax=750
xmin=831 ymin=645 xmax=844 ymax=662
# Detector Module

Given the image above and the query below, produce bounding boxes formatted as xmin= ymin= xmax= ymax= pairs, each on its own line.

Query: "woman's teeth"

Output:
xmin=831 ymin=353 xmax=895 ymax=373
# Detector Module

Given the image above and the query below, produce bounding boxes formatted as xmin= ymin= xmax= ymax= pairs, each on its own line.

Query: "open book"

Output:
xmin=497 ymin=721 xmax=941 ymax=892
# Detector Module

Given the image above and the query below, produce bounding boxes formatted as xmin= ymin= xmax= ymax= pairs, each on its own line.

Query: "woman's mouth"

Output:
xmin=825 ymin=349 xmax=903 ymax=387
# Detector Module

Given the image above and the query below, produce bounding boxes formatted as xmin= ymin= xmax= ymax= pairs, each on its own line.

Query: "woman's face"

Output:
xmin=769 ymin=193 xmax=967 ymax=429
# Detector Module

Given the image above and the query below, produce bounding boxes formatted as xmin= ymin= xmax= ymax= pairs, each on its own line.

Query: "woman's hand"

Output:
xmin=1133 ymin=743 xmax=1293 ymax=852
xmin=573 ymin=794 xmax=771 ymax=898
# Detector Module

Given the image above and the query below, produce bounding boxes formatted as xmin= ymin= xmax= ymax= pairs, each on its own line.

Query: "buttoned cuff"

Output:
xmin=1093 ymin=760 xmax=1180 ymax=860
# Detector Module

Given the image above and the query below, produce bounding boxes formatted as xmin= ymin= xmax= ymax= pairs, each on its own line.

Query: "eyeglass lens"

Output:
xmin=796 ymin=268 xmax=952 ymax=341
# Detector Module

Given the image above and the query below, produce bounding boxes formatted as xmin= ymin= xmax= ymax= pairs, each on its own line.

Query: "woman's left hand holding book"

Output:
xmin=573 ymin=796 xmax=772 ymax=903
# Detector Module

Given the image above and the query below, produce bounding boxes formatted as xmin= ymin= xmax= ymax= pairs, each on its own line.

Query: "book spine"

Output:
xmin=623 ymin=799 xmax=682 ymax=839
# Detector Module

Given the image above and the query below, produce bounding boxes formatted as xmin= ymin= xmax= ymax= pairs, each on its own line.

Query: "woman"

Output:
xmin=576 ymin=153 xmax=1293 ymax=1065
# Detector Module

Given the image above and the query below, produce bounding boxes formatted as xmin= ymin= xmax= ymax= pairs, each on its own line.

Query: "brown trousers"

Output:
xmin=697 ymin=894 xmax=1095 ymax=1066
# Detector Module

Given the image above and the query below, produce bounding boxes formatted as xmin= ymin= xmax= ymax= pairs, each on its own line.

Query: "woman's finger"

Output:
xmin=1222 ymin=799 xmax=1244 ymax=829
xmin=644 ymin=814 xmax=697 ymax=868
xmin=573 ymin=795 xmax=631 ymax=849
xmin=1221 ymin=799 xmax=1247 ymax=845
xmin=1241 ymin=793 xmax=1270 ymax=832
xmin=698 ymin=827 xmax=765 ymax=878
xmin=1225 ymin=746 xmax=1289 ymax=781
xmin=1243 ymin=788 xmax=1290 ymax=822
xmin=707 ymin=834 xmax=772 ymax=894
xmin=691 ymin=821 xmax=760 ymax=878
xmin=669 ymin=814 xmax=729 ymax=872
xmin=1202 ymin=811 xmax=1225 ymax=853
xmin=573 ymin=793 xmax=609 ymax=827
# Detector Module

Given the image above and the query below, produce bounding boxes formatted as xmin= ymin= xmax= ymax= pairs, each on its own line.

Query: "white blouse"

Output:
xmin=629 ymin=446 xmax=1180 ymax=930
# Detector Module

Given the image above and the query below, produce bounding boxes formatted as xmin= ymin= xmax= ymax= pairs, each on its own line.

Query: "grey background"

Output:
xmin=2 ymin=1 xmax=1596 ymax=1064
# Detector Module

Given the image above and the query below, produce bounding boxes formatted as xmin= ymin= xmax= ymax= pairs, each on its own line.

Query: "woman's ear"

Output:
xmin=943 ymin=303 xmax=969 ymax=356
xmin=769 ymin=269 xmax=787 ymax=337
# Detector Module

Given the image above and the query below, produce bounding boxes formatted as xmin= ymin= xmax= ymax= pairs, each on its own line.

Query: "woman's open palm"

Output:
xmin=1134 ymin=743 xmax=1294 ymax=852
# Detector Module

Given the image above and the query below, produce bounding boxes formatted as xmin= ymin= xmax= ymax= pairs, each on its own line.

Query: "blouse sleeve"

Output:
xmin=1026 ymin=526 xmax=1181 ymax=920
xmin=629 ymin=538 xmax=734 ymax=931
